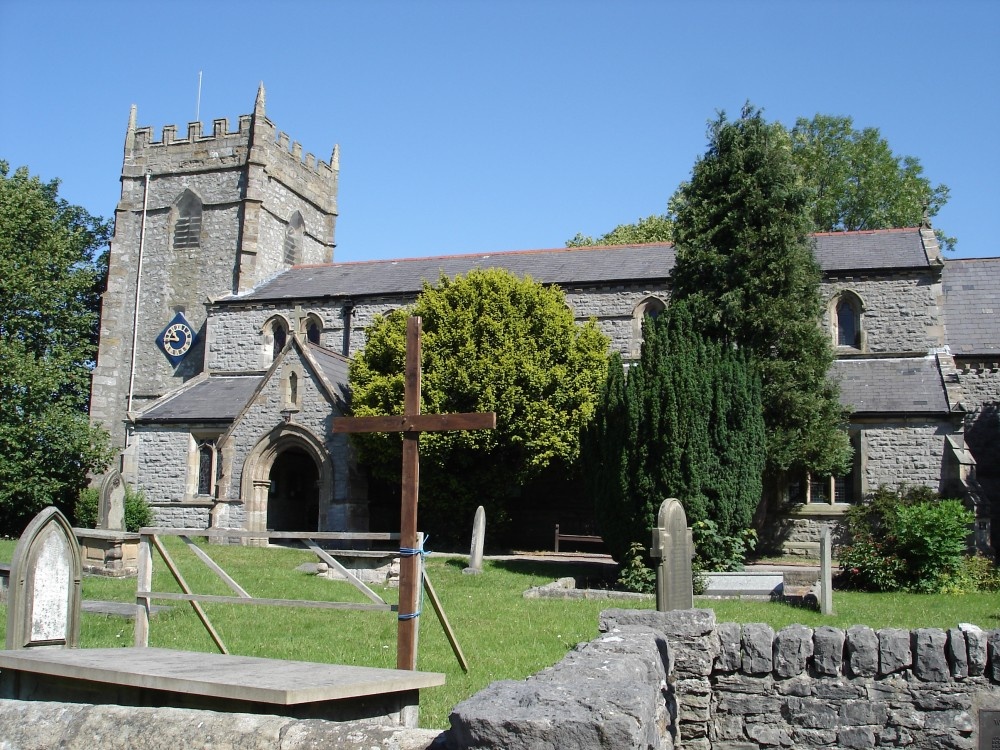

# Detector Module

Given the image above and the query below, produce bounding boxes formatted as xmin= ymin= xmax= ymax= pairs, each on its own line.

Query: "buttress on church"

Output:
xmin=88 ymin=87 xmax=1000 ymax=555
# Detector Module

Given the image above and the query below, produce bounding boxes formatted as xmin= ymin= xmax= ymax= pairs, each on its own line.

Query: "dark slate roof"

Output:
xmin=233 ymin=244 xmax=676 ymax=302
xmin=831 ymin=357 xmax=949 ymax=415
xmin=136 ymin=376 xmax=263 ymax=423
xmin=942 ymin=257 xmax=1000 ymax=356
xmin=307 ymin=344 xmax=351 ymax=405
xmin=812 ymin=228 xmax=929 ymax=272
xmin=227 ymin=229 xmax=929 ymax=303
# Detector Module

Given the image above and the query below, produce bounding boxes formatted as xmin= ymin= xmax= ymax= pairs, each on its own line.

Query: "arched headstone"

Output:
xmin=6 ymin=507 xmax=82 ymax=649
xmin=650 ymin=498 xmax=694 ymax=611
xmin=98 ymin=468 xmax=126 ymax=531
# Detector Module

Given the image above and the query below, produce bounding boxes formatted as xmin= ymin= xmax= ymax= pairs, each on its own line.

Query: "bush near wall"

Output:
xmin=837 ymin=485 xmax=991 ymax=593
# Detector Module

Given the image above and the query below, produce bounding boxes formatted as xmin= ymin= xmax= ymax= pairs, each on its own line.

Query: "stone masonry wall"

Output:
xmin=821 ymin=272 xmax=944 ymax=354
xmin=862 ymin=420 xmax=955 ymax=491
xmin=450 ymin=608 xmax=1000 ymax=749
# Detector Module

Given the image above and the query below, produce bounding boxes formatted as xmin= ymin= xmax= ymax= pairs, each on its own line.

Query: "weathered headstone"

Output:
xmin=5 ymin=507 xmax=82 ymax=649
xmin=650 ymin=498 xmax=693 ymax=611
xmin=463 ymin=506 xmax=486 ymax=575
xmin=819 ymin=527 xmax=834 ymax=615
xmin=98 ymin=468 xmax=126 ymax=531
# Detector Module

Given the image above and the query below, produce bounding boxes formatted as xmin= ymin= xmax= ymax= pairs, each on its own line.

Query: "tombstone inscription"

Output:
xmin=6 ymin=507 xmax=82 ymax=649
xmin=463 ymin=506 xmax=486 ymax=575
xmin=650 ymin=498 xmax=694 ymax=611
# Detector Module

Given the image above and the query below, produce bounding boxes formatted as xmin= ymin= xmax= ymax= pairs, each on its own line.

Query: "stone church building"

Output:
xmin=89 ymin=87 xmax=1000 ymax=554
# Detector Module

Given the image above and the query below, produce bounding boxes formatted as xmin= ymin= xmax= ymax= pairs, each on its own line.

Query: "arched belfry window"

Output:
xmin=630 ymin=296 xmax=667 ymax=358
xmin=265 ymin=316 xmax=289 ymax=361
xmin=301 ymin=313 xmax=323 ymax=346
xmin=284 ymin=212 xmax=305 ymax=265
xmin=833 ymin=292 xmax=864 ymax=350
xmin=173 ymin=190 xmax=203 ymax=250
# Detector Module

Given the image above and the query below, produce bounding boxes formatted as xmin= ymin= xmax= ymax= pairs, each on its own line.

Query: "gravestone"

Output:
xmin=463 ymin=506 xmax=486 ymax=575
xmin=6 ymin=507 xmax=82 ymax=649
xmin=98 ymin=468 xmax=126 ymax=531
xmin=77 ymin=468 xmax=139 ymax=577
xmin=819 ymin=528 xmax=834 ymax=615
xmin=650 ymin=498 xmax=694 ymax=611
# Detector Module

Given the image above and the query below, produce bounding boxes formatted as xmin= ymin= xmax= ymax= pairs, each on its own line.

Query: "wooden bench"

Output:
xmin=0 ymin=646 xmax=444 ymax=726
xmin=554 ymin=524 xmax=603 ymax=553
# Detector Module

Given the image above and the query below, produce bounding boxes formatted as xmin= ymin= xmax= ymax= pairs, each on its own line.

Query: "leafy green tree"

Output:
xmin=570 ymin=113 xmax=952 ymax=251
xmin=585 ymin=301 xmax=765 ymax=570
xmin=789 ymin=114 xmax=954 ymax=251
xmin=349 ymin=268 xmax=610 ymax=544
xmin=566 ymin=213 xmax=673 ymax=247
xmin=0 ymin=161 xmax=112 ymax=533
xmin=670 ymin=105 xmax=851 ymax=477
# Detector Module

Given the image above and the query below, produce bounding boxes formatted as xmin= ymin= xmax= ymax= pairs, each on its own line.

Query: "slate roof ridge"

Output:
xmin=944 ymin=255 xmax=1000 ymax=264
xmin=288 ymin=241 xmax=677 ymax=272
xmin=809 ymin=227 xmax=919 ymax=239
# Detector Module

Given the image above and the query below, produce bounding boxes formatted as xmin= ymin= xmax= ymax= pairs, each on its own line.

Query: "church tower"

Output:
xmin=90 ymin=85 xmax=339 ymax=449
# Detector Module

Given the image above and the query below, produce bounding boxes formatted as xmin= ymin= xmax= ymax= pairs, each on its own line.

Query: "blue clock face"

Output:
xmin=156 ymin=313 xmax=198 ymax=366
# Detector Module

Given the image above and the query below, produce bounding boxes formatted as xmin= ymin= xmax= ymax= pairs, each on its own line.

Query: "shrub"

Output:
xmin=939 ymin=554 xmax=1000 ymax=595
xmin=616 ymin=542 xmax=656 ymax=594
xmin=894 ymin=499 xmax=974 ymax=592
xmin=73 ymin=484 xmax=152 ymax=533
xmin=837 ymin=484 xmax=975 ymax=593
xmin=74 ymin=487 xmax=99 ymax=528
xmin=691 ymin=519 xmax=757 ymax=572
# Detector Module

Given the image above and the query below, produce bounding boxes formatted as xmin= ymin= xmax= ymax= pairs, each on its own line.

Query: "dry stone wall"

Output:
xmin=449 ymin=608 xmax=1000 ymax=749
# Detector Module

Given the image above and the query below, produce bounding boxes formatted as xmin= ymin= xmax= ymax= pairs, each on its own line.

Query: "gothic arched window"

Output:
xmin=267 ymin=317 xmax=289 ymax=360
xmin=630 ymin=296 xmax=667 ymax=358
xmin=173 ymin=190 xmax=203 ymax=250
xmin=284 ymin=212 xmax=304 ymax=265
xmin=300 ymin=312 xmax=323 ymax=346
xmin=833 ymin=292 xmax=863 ymax=349
xmin=197 ymin=440 xmax=216 ymax=496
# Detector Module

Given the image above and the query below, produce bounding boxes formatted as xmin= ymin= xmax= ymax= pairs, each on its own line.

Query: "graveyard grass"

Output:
xmin=0 ymin=539 xmax=999 ymax=729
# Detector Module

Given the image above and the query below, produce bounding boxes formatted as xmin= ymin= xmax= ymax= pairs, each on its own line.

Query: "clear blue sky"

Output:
xmin=2 ymin=1 xmax=997 ymax=261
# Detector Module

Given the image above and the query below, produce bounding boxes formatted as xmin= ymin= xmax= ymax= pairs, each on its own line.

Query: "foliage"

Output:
xmin=939 ymin=554 xmax=1000 ymax=595
xmin=670 ymin=104 xmax=851 ymax=477
xmin=789 ymin=114 xmax=954 ymax=251
xmin=123 ymin=486 xmax=154 ymax=532
xmin=615 ymin=542 xmax=656 ymax=594
xmin=566 ymin=213 xmax=673 ymax=247
xmin=0 ymin=161 xmax=112 ymax=534
xmin=838 ymin=485 xmax=976 ymax=593
xmin=74 ymin=488 xmax=99 ymax=529
xmin=585 ymin=299 xmax=765 ymax=568
xmin=74 ymin=484 xmax=153 ymax=533
xmin=691 ymin=519 xmax=757 ymax=573
xmin=349 ymin=268 xmax=610 ymax=545
xmin=570 ymin=112 xmax=953 ymax=252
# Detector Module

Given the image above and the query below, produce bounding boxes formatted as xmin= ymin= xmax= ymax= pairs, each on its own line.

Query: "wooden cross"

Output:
xmin=332 ymin=316 xmax=496 ymax=670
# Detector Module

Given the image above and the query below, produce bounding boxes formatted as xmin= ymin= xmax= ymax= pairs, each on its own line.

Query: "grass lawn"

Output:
xmin=1 ymin=538 xmax=998 ymax=729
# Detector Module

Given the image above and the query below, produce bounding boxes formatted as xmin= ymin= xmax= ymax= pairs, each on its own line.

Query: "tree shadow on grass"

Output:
xmin=461 ymin=558 xmax=620 ymax=590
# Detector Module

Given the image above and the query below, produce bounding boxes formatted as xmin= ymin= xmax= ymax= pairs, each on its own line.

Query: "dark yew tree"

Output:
xmin=586 ymin=300 xmax=765 ymax=568
xmin=670 ymin=105 xmax=851 ymax=478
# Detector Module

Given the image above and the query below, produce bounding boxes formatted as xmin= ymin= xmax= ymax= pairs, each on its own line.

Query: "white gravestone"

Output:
xmin=650 ymin=498 xmax=694 ymax=611
xmin=6 ymin=507 xmax=82 ymax=649
xmin=463 ymin=506 xmax=486 ymax=575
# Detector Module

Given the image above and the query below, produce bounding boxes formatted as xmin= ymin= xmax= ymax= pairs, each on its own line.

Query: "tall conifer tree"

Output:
xmin=671 ymin=105 xmax=850 ymax=477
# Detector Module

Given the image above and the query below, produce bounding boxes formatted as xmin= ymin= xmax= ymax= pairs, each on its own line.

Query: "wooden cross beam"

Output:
xmin=332 ymin=316 xmax=496 ymax=670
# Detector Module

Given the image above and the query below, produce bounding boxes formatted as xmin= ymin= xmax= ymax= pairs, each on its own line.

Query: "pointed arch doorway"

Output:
xmin=239 ymin=424 xmax=333 ymax=541
xmin=267 ymin=446 xmax=319 ymax=532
